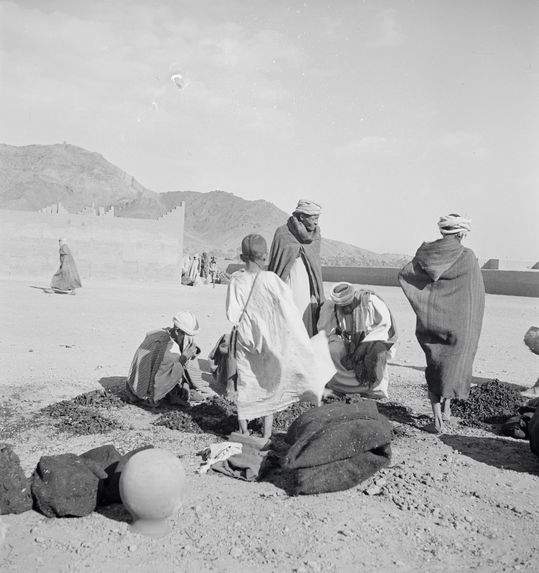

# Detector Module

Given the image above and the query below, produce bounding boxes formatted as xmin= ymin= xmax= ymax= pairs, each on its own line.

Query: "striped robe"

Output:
xmin=398 ymin=237 xmax=485 ymax=399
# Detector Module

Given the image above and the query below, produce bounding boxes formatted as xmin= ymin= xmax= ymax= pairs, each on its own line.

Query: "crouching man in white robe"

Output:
xmin=318 ymin=282 xmax=397 ymax=399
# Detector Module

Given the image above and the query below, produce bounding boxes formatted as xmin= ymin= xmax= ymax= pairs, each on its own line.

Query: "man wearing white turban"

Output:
xmin=267 ymin=199 xmax=324 ymax=336
xmin=126 ymin=311 xmax=215 ymax=406
xmin=317 ymin=282 xmax=398 ymax=399
xmin=399 ymin=213 xmax=485 ymax=433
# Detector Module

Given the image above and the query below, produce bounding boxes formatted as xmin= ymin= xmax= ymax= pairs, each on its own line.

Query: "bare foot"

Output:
xmin=424 ymin=422 xmax=446 ymax=434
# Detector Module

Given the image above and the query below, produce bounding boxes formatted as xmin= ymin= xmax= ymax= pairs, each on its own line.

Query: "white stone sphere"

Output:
xmin=119 ymin=448 xmax=186 ymax=537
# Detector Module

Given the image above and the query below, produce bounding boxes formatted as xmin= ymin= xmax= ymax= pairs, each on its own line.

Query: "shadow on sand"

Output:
xmin=440 ymin=434 xmax=539 ymax=474
xmin=98 ymin=376 xmax=127 ymax=392
xmin=95 ymin=503 xmax=132 ymax=524
xmin=389 ymin=362 xmax=425 ymax=373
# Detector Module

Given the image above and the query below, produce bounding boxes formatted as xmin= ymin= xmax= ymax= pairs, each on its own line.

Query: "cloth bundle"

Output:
xmin=501 ymin=406 xmax=537 ymax=440
xmin=208 ymin=330 xmax=238 ymax=399
xmin=528 ymin=407 xmax=539 ymax=458
xmin=283 ymin=401 xmax=392 ymax=495
xmin=209 ymin=433 xmax=270 ymax=482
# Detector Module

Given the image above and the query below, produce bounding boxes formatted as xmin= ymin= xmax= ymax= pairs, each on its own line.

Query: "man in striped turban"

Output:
xmin=267 ymin=199 xmax=324 ymax=336
xmin=398 ymin=214 xmax=485 ymax=433
xmin=317 ymin=282 xmax=398 ymax=399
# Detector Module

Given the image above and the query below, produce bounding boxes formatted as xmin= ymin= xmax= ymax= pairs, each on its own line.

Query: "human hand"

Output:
xmin=180 ymin=344 xmax=198 ymax=365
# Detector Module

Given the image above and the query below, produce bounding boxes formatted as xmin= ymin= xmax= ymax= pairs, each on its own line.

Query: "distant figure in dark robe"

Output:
xmin=200 ymin=252 xmax=209 ymax=280
xmin=51 ymin=238 xmax=82 ymax=294
xmin=267 ymin=199 xmax=324 ymax=336
xmin=399 ymin=214 xmax=485 ymax=433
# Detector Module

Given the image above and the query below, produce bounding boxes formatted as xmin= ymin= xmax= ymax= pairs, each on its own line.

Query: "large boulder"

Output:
xmin=0 ymin=444 xmax=32 ymax=514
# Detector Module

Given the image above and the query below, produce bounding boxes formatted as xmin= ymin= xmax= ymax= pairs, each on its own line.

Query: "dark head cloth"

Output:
xmin=241 ymin=234 xmax=267 ymax=261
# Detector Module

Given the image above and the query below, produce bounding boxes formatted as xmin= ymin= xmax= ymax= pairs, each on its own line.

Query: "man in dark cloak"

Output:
xmin=267 ymin=199 xmax=324 ymax=336
xmin=399 ymin=214 xmax=485 ymax=433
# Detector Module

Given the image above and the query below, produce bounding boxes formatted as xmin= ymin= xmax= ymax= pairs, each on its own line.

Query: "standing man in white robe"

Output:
xmin=226 ymin=234 xmax=335 ymax=441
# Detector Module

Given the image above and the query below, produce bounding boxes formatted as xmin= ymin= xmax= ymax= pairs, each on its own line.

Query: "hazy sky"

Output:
xmin=1 ymin=0 xmax=538 ymax=259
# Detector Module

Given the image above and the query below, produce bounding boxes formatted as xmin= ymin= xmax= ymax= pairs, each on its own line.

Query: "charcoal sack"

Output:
xmin=283 ymin=401 xmax=392 ymax=495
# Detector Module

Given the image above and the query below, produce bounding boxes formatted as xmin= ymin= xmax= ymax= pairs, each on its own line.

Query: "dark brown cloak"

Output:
xmin=267 ymin=217 xmax=324 ymax=332
xmin=398 ymin=237 xmax=485 ymax=399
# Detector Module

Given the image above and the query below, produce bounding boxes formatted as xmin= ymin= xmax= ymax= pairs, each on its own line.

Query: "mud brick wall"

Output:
xmin=225 ymin=264 xmax=539 ymax=298
xmin=0 ymin=205 xmax=185 ymax=282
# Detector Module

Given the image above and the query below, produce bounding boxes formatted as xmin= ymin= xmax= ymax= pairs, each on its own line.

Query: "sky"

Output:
xmin=1 ymin=0 xmax=538 ymax=260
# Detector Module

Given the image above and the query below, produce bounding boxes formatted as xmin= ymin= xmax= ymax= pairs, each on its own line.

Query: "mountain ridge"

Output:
xmin=0 ymin=143 xmax=410 ymax=266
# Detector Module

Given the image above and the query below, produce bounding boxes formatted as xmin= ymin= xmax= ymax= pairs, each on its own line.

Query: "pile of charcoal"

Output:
xmin=72 ymin=389 xmax=126 ymax=409
xmin=451 ymin=379 xmax=526 ymax=428
xmin=40 ymin=399 xmax=123 ymax=435
xmin=272 ymin=402 xmax=316 ymax=432
xmin=153 ymin=396 xmax=238 ymax=435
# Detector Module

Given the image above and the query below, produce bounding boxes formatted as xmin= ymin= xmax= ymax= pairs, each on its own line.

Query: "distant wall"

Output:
xmin=481 ymin=258 xmax=539 ymax=271
xmin=225 ymin=264 xmax=539 ymax=298
xmin=0 ymin=206 xmax=185 ymax=282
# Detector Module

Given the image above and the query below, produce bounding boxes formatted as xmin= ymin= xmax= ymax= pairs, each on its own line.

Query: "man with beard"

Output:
xmin=267 ymin=199 xmax=324 ymax=336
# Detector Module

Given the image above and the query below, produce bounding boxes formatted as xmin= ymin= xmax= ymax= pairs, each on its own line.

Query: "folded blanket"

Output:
xmin=286 ymin=400 xmax=379 ymax=445
xmin=294 ymin=445 xmax=392 ymax=495
xmin=283 ymin=402 xmax=392 ymax=494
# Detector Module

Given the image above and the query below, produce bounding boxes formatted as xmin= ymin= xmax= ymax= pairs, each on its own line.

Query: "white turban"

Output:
xmin=330 ymin=282 xmax=355 ymax=306
xmin=438 ymin=214 xmax=472 ymax=235
xmin=172 ymin=311 xmax=200 ymax=335
xmin=294 ymin=199 xmax=322 ymax=216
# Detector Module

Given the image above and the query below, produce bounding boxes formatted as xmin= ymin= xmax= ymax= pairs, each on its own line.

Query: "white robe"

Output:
xmin=285 ymin=257 xmax=313 ymax=335
xmin=226 ymin=270 xmax=335 ymax=419
xmin=317 ymin=294 xmax=396 ymax=398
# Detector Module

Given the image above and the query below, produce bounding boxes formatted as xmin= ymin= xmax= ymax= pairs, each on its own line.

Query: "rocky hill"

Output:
xmin=0 ymin=143 xmax=409 ymax=266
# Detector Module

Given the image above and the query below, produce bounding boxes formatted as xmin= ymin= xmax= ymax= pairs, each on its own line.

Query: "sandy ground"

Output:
xmin=1 ymin=276 xmax=538 ymax=573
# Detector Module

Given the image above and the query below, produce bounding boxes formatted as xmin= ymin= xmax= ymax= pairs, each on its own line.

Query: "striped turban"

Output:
xmin=330 ymin=282 xmax=356 ymax=306
xmin=294 ymin=199 xmax=322 ymax=216
xmin=173 ymin=311 xmax=200 ymax=335
xmin=438 ymin=214 xmax=472 ymax=235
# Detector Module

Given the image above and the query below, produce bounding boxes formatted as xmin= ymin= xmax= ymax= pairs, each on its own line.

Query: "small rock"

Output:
xmin=230 ymin=546 xmax=242 ymax=558
xmin=364 ymin=485 xmax=382 ymax=496
xmin=128 ymin=544 xmax=137 ymax=552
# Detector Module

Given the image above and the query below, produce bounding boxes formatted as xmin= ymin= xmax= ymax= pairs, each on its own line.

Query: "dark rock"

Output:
xmin=523 ymin=326 xmax=539 ymax=355
xmin=31 ymin=454 xmax=101 ymax=517
xmin=80 ymin=445 xmax=122 ymax=506
xmin=0 ymin=443 xmax=33 ymax=514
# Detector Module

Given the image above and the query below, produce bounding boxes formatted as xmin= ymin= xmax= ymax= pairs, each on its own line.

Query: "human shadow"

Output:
xmin=95 ymin=503 xmax=132 ymax=524
xmin=29 ymin=285 xmax=54 ymax=294
xmin=257 ymin=433 xmax=296 ymax=495
xmin=98 ymin=376 xmax=127 ymax=392
xmin=376 ymin=401 xmax=431 ymax=431
xmin=389 ymin=362 xmax=425 ymax=373
xmin=440 ymin=434 xmax=539 ymax=474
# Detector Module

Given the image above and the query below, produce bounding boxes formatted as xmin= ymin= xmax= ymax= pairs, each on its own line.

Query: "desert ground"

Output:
xmin=1 ymin=275 xmax=538 ymax=573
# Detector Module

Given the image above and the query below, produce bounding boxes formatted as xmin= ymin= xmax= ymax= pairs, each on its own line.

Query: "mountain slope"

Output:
xmin=0 ymin=143 xmax=162 ymax=215
xmin=0 ymin=143 xmax=409 ymax=265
